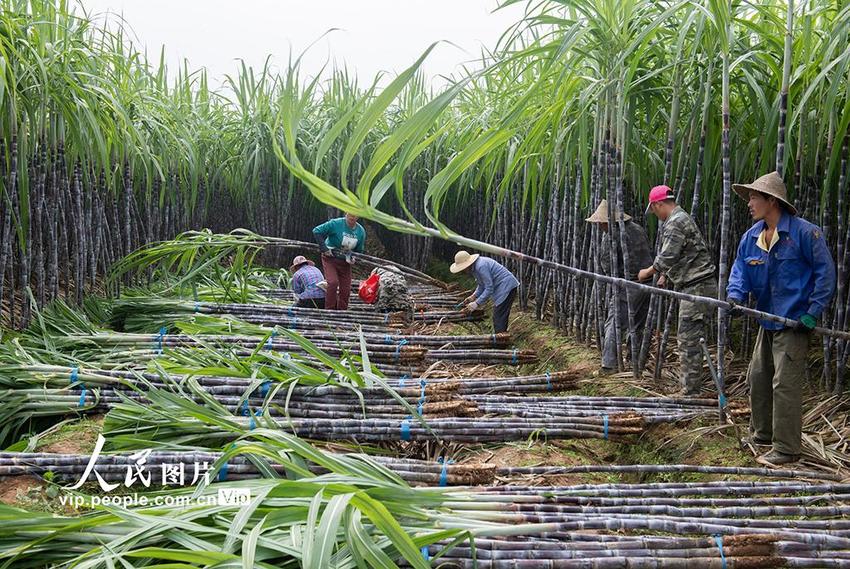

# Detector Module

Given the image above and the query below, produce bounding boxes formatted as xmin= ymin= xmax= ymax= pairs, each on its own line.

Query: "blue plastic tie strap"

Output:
xmin=394 ymin=339 xmax=409 ymax=362
xmin=266 ymin=329 xmax=277 ymax=350
xmin=399 ymin=374 xmax=409 ymax=388
xmin=602 ymin=415 xmax=609 ymax=440
xmin=69 ymin=367 xmax=86 ymax=407
xmin=418 ymin=380 xmax=427 ymax=415
xmin=401 ymin=417 xmax=411 ymax=441
xmin=288 ymin=306 xmax=294 ymax=318
xmin=218 ymin=444 xmax=235 ymax=481
xmin=438 ymin=457 xmax=454 ymax=487
xmin=259 ymin=381 xmax=272 ymax=397
xmin=384 ymin=335 xmax=393 ymax=344
xmin=512 ymin=349 xmax=518 ymax=365
xmin=384 ymin=314 xmax=390 ymax=324
xmin=421 ymin=546 xmax=430 ymax=561
xmin=156 ymin=327 xmax=167 ymax=354
xmin=249 ymin=411 xmax=257 ymax=431
xmin=714 ymin=535 xmax=727 ymax=569
xmin=194 ymin=301 xmax=200 ymax=313
xmin=545 ymin=372 xmax=553 ymax=391
xmin=719 ymin=393 xmax=727 ymax=408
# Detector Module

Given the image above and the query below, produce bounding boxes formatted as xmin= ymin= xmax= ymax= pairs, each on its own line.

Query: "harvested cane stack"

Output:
xmin=104 ymin=414 xmax=646 ymax=445
xmin=111 ymin=299 xmax=486 ymax=333
xmin=58 ymin=333 xmax=429 ymax=365
xmin=4 ymin=451 xmax=840 ymax=489
xmin=473 ymin=394 xmax=750 ymax=422
xmin=6 ymin=386 xmax=479 ymax=420
xmin=0 ymin=451 xmax=497 ymax=487
xmin=56 ymin=333 xmax=534 ymax=367
xmin=2 ymin=366 xmax=581 ymax=396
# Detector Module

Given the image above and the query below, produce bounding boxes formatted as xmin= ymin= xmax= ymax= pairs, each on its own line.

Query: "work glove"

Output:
xmin=464 ymin=301 xmax=479 ymax=312
xmin=463 ymin=294 xmax=476 ymax=305
xmin=726 ymin=298 xmax=745 ymax=318
xmin=794 ymin=314 xmax=817 ymax=332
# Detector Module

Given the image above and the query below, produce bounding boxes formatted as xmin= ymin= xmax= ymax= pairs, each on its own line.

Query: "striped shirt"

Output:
xmin=291 ymin=265 xmax=325 ymax=300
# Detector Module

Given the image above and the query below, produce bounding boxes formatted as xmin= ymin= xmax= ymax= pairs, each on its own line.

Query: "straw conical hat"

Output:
xmin=450 ymin=250 xmax=480 ymax=273
xmin=732 ymin=171 xmax=797 ymax=216
xmin=585 ymin=199 xmax=632 ymax=223
xmin=289 ymin=255 xmax=315 ymax=272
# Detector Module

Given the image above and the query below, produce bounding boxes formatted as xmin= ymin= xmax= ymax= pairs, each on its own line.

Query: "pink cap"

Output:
xmin=645 ymin=185 xmax=675 ymax=215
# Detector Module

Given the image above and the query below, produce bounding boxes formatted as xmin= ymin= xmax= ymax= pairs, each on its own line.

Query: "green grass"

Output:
xmin=33 ymin=416 xmax=104 ymax=454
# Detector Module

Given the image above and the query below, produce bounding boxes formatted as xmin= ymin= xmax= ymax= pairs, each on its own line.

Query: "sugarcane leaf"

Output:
xmin=241 ymin=515 xmax=265 ymax=569
xmin=308 ymin=492 xmax=354 ymax=569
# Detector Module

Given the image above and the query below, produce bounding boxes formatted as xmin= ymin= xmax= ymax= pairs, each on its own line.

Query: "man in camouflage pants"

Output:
xmin=585 ymin=200 xmax=654 ymax=373
xmin=372 ymin=266 xmax=414 ymax=318
xmin=639 ymin=185 xmax=716 ymax=396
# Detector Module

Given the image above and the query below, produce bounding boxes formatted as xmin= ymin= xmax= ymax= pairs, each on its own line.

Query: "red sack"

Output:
xmin=358 ymin=273 xmax=381 ymax=304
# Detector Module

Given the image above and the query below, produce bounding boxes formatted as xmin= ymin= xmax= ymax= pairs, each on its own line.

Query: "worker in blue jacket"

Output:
xmin=726 ymin=171 xmax=836 ymax=466
xmin=451 ymin=250 xmax=520 ymax=333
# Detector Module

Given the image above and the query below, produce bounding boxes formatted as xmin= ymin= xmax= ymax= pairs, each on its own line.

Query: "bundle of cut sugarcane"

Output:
xmin=6 ymin=388 xmax=479 ymax=419
xmin=58 ymin=333 xmax=429 ymax=364
xmin=6 ymin=449 xmax=842 ymax=489
xmin=425 ymin=348 xmax=537 ymax=365
xmin=492 ymin=463 xmax=843 ymax=481
xmin=1 ymin=365 xmax=582 ymax=397
xmin=114 ymin=299 xmax=485 ymax=330
xmin=417 ymin=533 xmax=850 ymax=567
xmin=441 ymin=485 xmax=850 ymax=538
xmin=472 ymin=394 xmax=748 ymax=422
xmin=105 ymin=414 xmax=646 ymax=445
xmin=0 ymin=451 xmax=496 ymax=487
xmin=60 ymin=333 xmax=532 ymax=365
xmin=295 ymin=331 xmax=514 ymax=349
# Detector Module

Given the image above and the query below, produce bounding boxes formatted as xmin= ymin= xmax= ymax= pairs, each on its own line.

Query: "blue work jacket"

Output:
xmin=726 ymin=212 xmax=836 ymax=330
xmin=472 ymin=257 xmax=520 ymax=306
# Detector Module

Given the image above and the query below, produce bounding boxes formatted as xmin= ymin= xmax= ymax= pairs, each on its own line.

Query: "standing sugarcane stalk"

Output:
xmin=776 ymin=0 xmax=794 ymax=178
xmin=715 ymin=1 xmax=735 ymax=403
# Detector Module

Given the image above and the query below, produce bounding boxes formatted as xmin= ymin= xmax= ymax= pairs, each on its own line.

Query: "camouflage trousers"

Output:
xmin=677 ymin=278 xmax=717 ymax=393
xmin=601 ymin=286 xmax=651 ymax=370
xmin=375 ymin=272 xmax=414 ymax=314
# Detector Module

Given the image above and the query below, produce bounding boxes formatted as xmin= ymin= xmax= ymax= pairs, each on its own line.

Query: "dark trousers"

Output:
xmin=296 ymin=297 xmax=325 ymax=309
xmin=748 ymin=327 xmax=810 ymax=456
xmin=493 ymin=287 xmax=517 ymax=333
xmin=321 ymin=256 xmax=352 ymax=310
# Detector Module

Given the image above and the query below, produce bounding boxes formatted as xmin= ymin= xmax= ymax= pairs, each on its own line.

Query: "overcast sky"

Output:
xmin=77 ymin=0 xmax=527 ymax=89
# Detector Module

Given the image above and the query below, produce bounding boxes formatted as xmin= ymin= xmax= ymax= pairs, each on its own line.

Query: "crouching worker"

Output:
xmin=727 ymin=171 xmax=835 ymax=466
xmin=451 ymin=251 xmax=519 ymax=333
xmin=372 ymin=265 xmax=414 ymax=320
xmin=289 ymin=255 xmax=325 ymax=309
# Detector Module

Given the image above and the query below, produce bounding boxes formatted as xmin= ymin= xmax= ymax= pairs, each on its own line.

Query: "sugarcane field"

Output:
xmin=3 ymin=0 xmax=850 ymax=566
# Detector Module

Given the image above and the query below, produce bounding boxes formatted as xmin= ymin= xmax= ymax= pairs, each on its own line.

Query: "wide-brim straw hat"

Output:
xmin=289 ymin=255 xmax=315 ymax=272
xmin=450 ymin=250 xmax=480 ymax=273
xmin=585 ymin=199 xmax=632 ymax=223
xmin=732 ymin=171 xmax=797 ymax=216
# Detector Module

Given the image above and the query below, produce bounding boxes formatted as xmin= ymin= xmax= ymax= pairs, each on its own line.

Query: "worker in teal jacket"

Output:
xmin=726 ymin=171 xmax=836 ymax=466
xmin=313 ymin=213 xmax=366 ymax=310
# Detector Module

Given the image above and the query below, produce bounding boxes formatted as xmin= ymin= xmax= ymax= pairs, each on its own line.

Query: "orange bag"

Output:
xmin=358 ymin=273 xmax=381 ymax=304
